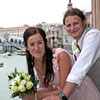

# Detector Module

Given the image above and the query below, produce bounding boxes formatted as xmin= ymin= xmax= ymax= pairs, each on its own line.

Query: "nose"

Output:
xmin=70 ymin=25 xmax=75 ymax=30
xmin=34 ymin=44 xmax=39 ymax=50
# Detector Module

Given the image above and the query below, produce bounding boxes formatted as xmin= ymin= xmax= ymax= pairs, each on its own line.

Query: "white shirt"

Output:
xmin=66 ymin=28 xmax=100 ymax=86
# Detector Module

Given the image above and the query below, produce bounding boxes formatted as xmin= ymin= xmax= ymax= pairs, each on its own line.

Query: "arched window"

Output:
xmin=10 ymin=39 xmax=13 ymax=43
xmin=0 ymin=39 xmax=2 ymax=43
xmin=19 ymin=40 xmax=21 ymax=45
xmin=15 ymin=39 xmax=17 ymax=44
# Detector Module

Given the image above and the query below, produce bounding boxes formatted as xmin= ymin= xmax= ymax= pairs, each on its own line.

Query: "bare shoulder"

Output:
xmin=58 ymin=50 xmax=70 ymax=59
xmin=52 ymin=48 xmax=71 ymax=59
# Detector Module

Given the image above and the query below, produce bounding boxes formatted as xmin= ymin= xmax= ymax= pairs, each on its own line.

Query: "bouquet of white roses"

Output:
xmin=8 ymin=68 xmax=38 ymax=98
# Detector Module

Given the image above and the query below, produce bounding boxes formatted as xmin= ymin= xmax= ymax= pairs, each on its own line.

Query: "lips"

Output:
xmin=71 ymin=29 xmax=78 ymax=33
xmin=71 ymin=30 xmax=79 ymax=34
xmin=34 ymin=51 xmax=41 ymax=53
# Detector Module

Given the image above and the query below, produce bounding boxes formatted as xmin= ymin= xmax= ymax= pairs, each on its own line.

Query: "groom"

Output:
xmin=43 ymin=8 xmax=100 ymax=100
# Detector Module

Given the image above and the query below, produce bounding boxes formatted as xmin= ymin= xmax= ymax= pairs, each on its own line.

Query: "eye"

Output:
xmin=29 ymin=43 xmax=35 ymax=47
xmin=37 ymin=41 xmax=43 ymax=45
xmin=65 ymin=24 xmax=71 ymax=27
xmin=73 ymin=22 xmax=79 ymax=25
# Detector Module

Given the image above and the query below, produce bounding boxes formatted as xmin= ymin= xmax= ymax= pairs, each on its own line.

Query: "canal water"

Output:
xmin=0 ymin=53 xmax=27 ymax=100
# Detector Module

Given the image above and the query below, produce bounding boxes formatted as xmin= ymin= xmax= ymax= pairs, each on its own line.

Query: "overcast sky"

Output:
xmin=0 ymin=0 xmax=91 ymax=28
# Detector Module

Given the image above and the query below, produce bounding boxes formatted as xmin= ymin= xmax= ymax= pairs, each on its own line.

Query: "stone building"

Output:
xmin=92 ymin=0 xmax=100 ymax=30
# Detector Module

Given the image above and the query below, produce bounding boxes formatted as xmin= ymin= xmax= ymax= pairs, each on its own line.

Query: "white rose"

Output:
xmin=15 ymin=76 xmax=21 ymax=85
xmin=26 ymin=81 xmax=33 ymax=90
xmin=21 ymin=80 xmax=26 ymax=85
xmin=18 ymin=84 xmax=26 ymax=92
xmin=11 ymin=80 xmax=16 ymax=85
xmin=15 ymin=76 xmax=20 ymax=80
xmin=22 ymin=72 xmax=26 ymax=77
xmin=11 ymin=85 xmax=19 ymax=92
xmin=25 ymin=76 xmax=31 ymax=81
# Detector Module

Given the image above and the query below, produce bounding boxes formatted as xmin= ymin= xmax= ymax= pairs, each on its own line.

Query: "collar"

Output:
xmin=73 ymin=28 xmax=87 ymax=50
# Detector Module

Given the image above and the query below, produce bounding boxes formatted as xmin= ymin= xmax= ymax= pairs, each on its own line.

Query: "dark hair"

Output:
xmin=63 ymin=8 xmax=86 ymax=25
xmin=23 ymin=27 xmax=54 ymax=86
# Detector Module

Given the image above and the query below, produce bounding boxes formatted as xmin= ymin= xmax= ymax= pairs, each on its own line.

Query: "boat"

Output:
xmin=0 ymin=63 xmax=4 ymax=68
xmin=8 ymin=53 xmax=12 ymax=56
xmin=0 ymin=52 xmax=12 ymax=57
xmin=15 ymin=50 xmax=26 ymax=55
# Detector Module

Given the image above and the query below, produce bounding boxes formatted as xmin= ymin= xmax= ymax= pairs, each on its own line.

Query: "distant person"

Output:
xmin=19 ymin=26 xmax=75 ymax=100
xmin=42 ymin=8 xmax=100 ymax=100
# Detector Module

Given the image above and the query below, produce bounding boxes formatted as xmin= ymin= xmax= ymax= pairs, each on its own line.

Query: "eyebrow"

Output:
xmin=29 ymin=40 xmax=44 ymax=44
xmin=36 ymin=40 xmax=44 ymax=42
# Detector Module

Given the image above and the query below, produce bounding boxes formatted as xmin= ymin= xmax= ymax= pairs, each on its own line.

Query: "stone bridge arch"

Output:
xmin=9 ymin=36 xmax=24 ymax=46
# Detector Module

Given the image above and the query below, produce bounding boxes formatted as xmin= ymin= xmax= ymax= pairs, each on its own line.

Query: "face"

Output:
xmin=65 ymin=15 xmax=86 ymax=41
xmin=27 ymin=33 xmax=45 ymax=59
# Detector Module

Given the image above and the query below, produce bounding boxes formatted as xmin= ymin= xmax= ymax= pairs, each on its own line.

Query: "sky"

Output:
xmin=0 ymin=0 xmax=91 ymax=28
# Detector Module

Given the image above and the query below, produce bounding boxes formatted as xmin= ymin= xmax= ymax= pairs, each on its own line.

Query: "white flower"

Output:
xmin=14 ymin=76 xmax=21 ymax=85
xmin=73 ymin=47 xmax=80 ymax=53
xmin=18 ymin=84 xmax=26 ymax=92
xmin=15 ymin=76 xmax=19 ymax=79
xmin=25 ymin=75 xmax=31 ymax=81
xmin=11 ymin=85 xmax=19 ymax=92
xmin=8 ymin=70 xmax=38 ymax=98
xmin=11 ymin=80 xmax=16 ymax=85
xmin=26 ymin=81 xmax=33 ymax=90
xmin=21 ymin=72 xmax=26 ymax=78
xmin=21 ymin=80 xmax=26 ymax=85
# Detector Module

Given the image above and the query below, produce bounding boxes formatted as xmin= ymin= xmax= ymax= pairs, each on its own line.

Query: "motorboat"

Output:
xmin=0 ymin=63 xmax=4 ymax=68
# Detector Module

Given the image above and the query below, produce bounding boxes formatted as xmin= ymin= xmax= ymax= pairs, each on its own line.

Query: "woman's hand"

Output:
xmin=42 ymin=95 xmax=60 ymax=100
xmin=19 ymin=91 xmax=35 ymax=100
xmin=51 ymin=85 xmax=60 ymax=90
xmin=37 ymin=88 xmax=52 ymax=100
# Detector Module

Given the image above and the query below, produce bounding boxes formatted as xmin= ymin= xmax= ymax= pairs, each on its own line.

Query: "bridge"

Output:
xmin=0 ymin=42 xmax=25 ymax=53
xmin=0 ymin=35 xmax=26 ymax=53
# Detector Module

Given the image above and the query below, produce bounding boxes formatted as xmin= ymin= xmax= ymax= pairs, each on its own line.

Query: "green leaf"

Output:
xmin=11 ymin=92 xmax=19 ymax=98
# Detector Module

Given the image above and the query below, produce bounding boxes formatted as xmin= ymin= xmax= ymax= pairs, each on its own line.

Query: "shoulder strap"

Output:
xmin=80 ymin=28 xmax=91 ymax=50
xmin=74 ymin=28 xmax=91 ymax=52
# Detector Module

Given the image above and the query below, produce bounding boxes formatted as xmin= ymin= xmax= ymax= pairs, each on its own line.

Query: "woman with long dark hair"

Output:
xmin=20 ymin=26 xmax=73 ymax=100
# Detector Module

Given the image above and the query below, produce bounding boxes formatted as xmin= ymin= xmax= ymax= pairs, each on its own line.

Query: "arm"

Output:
xmin=37 ymin=51 xmax=72 ymax=99
xmin=67 ymin=29 xmax=100 ymax=85
xmin=42 ymin=29 xmax=100 ymax=100
xmin=64 ymin=29 xmax=100 ymax=97
xmin=58 ymin=51 xmax=72 ymax=89
xmin=42 ymin=83 xmax=76 ymax=100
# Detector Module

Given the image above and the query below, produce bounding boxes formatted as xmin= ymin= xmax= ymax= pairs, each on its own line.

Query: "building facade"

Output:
xmin=0 ymin=26 xmax=30 ymax=44
xmin=92 ymin=0 xmax=100 ymax=30
xmin=0 ymin=23 xmax=73 ymax=53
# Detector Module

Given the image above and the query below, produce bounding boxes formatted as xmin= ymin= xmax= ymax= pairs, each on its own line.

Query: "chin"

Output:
xmin=36 ymin=55 xmax=43 ymax=59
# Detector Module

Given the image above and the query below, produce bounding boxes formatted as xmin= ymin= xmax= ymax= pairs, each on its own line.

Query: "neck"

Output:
xmin=34 ymin=57 xmax=43 ymax=62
